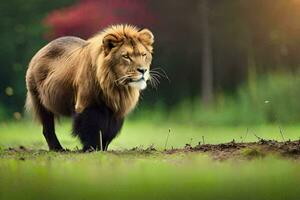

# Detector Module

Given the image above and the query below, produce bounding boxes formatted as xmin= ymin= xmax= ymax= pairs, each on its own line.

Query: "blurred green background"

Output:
xmin=2 ymin=0 xmax=300 ymax=125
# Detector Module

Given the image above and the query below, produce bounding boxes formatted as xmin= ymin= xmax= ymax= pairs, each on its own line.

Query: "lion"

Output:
xmin=25 ymin=24 xmax=154 ymax=151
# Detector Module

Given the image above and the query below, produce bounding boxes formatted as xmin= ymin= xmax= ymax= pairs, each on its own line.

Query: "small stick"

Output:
xmin=89 ymin=146 xmax=95 ymax=152
xmin=254 ymin=134 xmax=263 ymax=141
xmin=202 ymin=136 xmax=205 ymax=145
xmin=279 ymin=126 xmax=285 ymax=142
xmin=104 ymin=142 xmax=108 ymax=151
xmin=99 ymin=130 xmax=103 ymax=151
xmin=241 ymin=128 xmax=249 ymax=143
xmin=164 ymin=129 xmax=171 ymax=150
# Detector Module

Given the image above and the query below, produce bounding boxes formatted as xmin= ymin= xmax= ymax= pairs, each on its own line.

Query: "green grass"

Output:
xmin=1 ymin=120 xmax=300 ymax=150
xmin=1 ymin=120 xmax=300 ymax=200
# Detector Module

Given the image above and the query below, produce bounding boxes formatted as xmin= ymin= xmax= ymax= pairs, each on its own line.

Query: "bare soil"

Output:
xmin=166 ymin=139 xmax=300 ymax=160
xmin=3 ymin=139 xmax=300 ymax=161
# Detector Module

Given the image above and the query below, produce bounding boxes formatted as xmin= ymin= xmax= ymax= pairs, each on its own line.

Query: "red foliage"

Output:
xmin=44 ymin=0 xmax=155 ymax=39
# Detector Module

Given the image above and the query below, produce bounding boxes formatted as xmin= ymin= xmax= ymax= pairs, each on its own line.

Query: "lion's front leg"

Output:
xmin=72 ymin=105 xmax=124 ymax=152
xmin=72 ymin=106 xmax=102 ymax=151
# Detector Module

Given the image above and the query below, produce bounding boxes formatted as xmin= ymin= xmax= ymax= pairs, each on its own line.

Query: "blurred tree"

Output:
xmin=44 ymin=0 xmax=154 ymax=39
xmin=199 ymin=0 xmax=213 ymax=104
xmin=0 ymin=0 xmax=74 ymax=119
xmin=150 ymin=0 xmax=300 ymax=107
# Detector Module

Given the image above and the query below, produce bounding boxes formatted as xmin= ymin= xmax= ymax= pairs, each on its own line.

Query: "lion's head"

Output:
xmin=86 ymin=25 xmax=154 ymax=116
xmin=89 ymin=25 xmax=154 ymax=91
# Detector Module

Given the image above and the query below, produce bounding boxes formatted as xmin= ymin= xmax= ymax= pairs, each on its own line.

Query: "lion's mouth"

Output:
xmin=129 ymin=77 xmax=145 ymax=83
xmin=127 ymin=76 xmax=147 ymax=90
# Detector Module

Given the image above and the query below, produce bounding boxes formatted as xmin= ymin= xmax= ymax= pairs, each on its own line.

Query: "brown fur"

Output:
xmin=25 ymin=24 xmax=154 ymax=121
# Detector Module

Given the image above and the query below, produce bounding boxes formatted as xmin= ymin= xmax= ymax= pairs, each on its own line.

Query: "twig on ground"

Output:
xmin=202 ymin=136 xmax=205 ymax=145
xmin=241 ymin=128 xmax=249 ymax=143
xmin=90 ymin=146 xmax=95 ymax=152
xmin=279 ymin=125 xmax=285 ymax=142
xmin=254 ymin=134 xmax=264 ymax=141
xmin=99 ymin=130 xmax=103 ymax=151
xmin=104 ymin=142 xmax=108 ymax=151
xmin=164 ymin=128 xmax=171 ymax=150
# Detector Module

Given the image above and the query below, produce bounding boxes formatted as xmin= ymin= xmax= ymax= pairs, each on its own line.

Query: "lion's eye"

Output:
xmin=142 ymin=53 xmax=147 ymax=57
xmin=122 ymin=54 xmax=130 ymax=59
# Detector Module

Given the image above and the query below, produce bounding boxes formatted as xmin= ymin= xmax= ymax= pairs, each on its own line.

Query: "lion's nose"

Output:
xmin=137 ymin=68 xmax=147 ymax=74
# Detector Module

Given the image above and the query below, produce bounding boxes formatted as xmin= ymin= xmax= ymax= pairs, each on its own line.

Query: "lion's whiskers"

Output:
xmin=115 ymin=74 xmax=131 ymax=82
xmin=115 ymin=68 xmax=167 ymax=89
xmin=148 ymin=68 xmax=168 ymax=89
xmin=115 ymin=74 xmax=131 ymax=85
xmin=150 ymin=68 xmax=170 ymax=82
xmin=149 ymin=74 xmax=160 ymax=89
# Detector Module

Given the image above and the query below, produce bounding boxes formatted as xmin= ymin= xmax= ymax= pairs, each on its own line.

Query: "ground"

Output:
xmin=1 ymin=121 xmax=300 ymax=200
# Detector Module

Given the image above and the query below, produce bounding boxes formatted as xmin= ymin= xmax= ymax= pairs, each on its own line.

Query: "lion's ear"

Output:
xmin=139 ymin=29 xmax=154 ymax=46
xmin=103 ymin=34 xmax=123 ymax=56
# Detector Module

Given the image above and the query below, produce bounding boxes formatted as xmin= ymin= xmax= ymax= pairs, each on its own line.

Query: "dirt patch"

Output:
xmin=164 ymin=139 xmax=300 ymax=160
xmin=3 ymin=139 xmax=300 ymax=160
xmin=111 ymin=139 xmax=300 ymax=160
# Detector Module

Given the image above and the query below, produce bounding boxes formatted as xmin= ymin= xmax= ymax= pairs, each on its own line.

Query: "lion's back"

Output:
xmin=26 ymin=36 xmax=87 ymax=116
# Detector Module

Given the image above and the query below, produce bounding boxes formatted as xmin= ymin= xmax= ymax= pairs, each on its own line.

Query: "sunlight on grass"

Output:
xmin=1 ymin=120 xmax=300 ymax=150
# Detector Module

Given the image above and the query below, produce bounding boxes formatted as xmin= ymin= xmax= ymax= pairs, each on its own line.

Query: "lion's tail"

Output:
xmin=25 ymin=91 xmax=41 ymax=122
